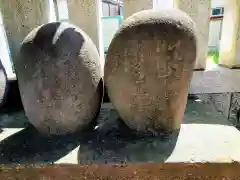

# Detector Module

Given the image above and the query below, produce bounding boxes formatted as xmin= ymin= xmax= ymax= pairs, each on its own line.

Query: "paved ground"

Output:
xmin=0 ymin=96 xmax=239 ymax=165
xmin=190 ymin=67 xmax=240 ymax=94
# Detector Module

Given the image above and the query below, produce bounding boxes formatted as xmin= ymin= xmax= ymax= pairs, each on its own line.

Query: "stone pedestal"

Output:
xmin=174 ymin=0 xmax=211 ymax=70
xmin=124 ymin=0 xmax=153 ymax=19
xmin=0 ymin=0 xmax=50 ymax=64
xmin=66 ymin=0 xmax=104 ymax=71
xmin=219 ymin=0 xmax=240 ymax=68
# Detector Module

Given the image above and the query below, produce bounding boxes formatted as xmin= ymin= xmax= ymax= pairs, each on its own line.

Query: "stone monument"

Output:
xmin=16 ymin=22 xmax=104 ymax=135
xmin=104 ymin=9 xmax=198 ymax=135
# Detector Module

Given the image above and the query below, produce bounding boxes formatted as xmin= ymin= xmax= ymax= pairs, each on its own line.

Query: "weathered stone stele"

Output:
xmin=104 ymin=9 xmax=198 ymax=135
xmin=0 ymin=0 xmax=50 ymax=64
xmin=16 ymin=22 xmax=103 ymax=135
xmin=0 ymin=60 xmax=8 ymax=108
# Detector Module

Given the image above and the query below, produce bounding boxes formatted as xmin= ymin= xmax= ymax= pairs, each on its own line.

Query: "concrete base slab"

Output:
xmin=167 ymin=124 xmax=240 ymax=163
xmin=58 ymin=123 xmax=240 ymax=164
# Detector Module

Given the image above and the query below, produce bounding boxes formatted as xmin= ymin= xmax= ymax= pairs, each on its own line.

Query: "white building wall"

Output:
xmin=153 ymin=0 xmax=174 ymax=9
xmin=211 ymin=0 xmax=225 ymax=7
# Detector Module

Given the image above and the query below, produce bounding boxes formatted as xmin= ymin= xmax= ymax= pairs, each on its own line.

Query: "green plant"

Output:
xmin=208 ymin=50 xmax=219 ymax=64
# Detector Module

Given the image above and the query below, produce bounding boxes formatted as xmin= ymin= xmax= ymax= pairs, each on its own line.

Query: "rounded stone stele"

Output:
xmin=104 ymin=9 xmax=198 ymax=135
xmin=16 ymin=22 xmax=103 ymax=135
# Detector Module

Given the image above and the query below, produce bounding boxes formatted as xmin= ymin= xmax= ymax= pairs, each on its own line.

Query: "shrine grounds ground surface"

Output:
xmin=0 ymin=96 xmax=239 ymax=164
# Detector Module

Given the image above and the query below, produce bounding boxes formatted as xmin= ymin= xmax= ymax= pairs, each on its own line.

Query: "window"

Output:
xmin=119 ymin=6 xmax=123 ymax=16
xmin=49 ymin=0 xmax=57 ymax=22
xmin=102 ymin=1 xmax=122 ymax=17
xmin=212 ymin=8 xmax=221 ymax=16
xmin=102 ymin=2 xmax=110 ymax=16
xmin=211 ymin=7 xmax=224 ymax=17
xmin=56 ymin=0 xmax=69 ymax=21
xmin=109 ymin=3 xmax=118 ymax=16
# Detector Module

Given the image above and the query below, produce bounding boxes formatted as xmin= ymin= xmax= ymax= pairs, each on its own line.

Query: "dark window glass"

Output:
xmin=212 ymin=8 xmax=221 ymax=16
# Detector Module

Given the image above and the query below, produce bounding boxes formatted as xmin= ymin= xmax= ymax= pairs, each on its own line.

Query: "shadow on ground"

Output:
xmin=0 ymin=107 xmax=179 ymax=164
xmin=0 ymin=79 xmax=27 ymax=129
xmin=77 ymin=108 xmax=179 ymax=164
xmin=0 ymin=125 xmax=82 ymax=164
xmin=0 ymin=95 xmax=235 ymax=164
